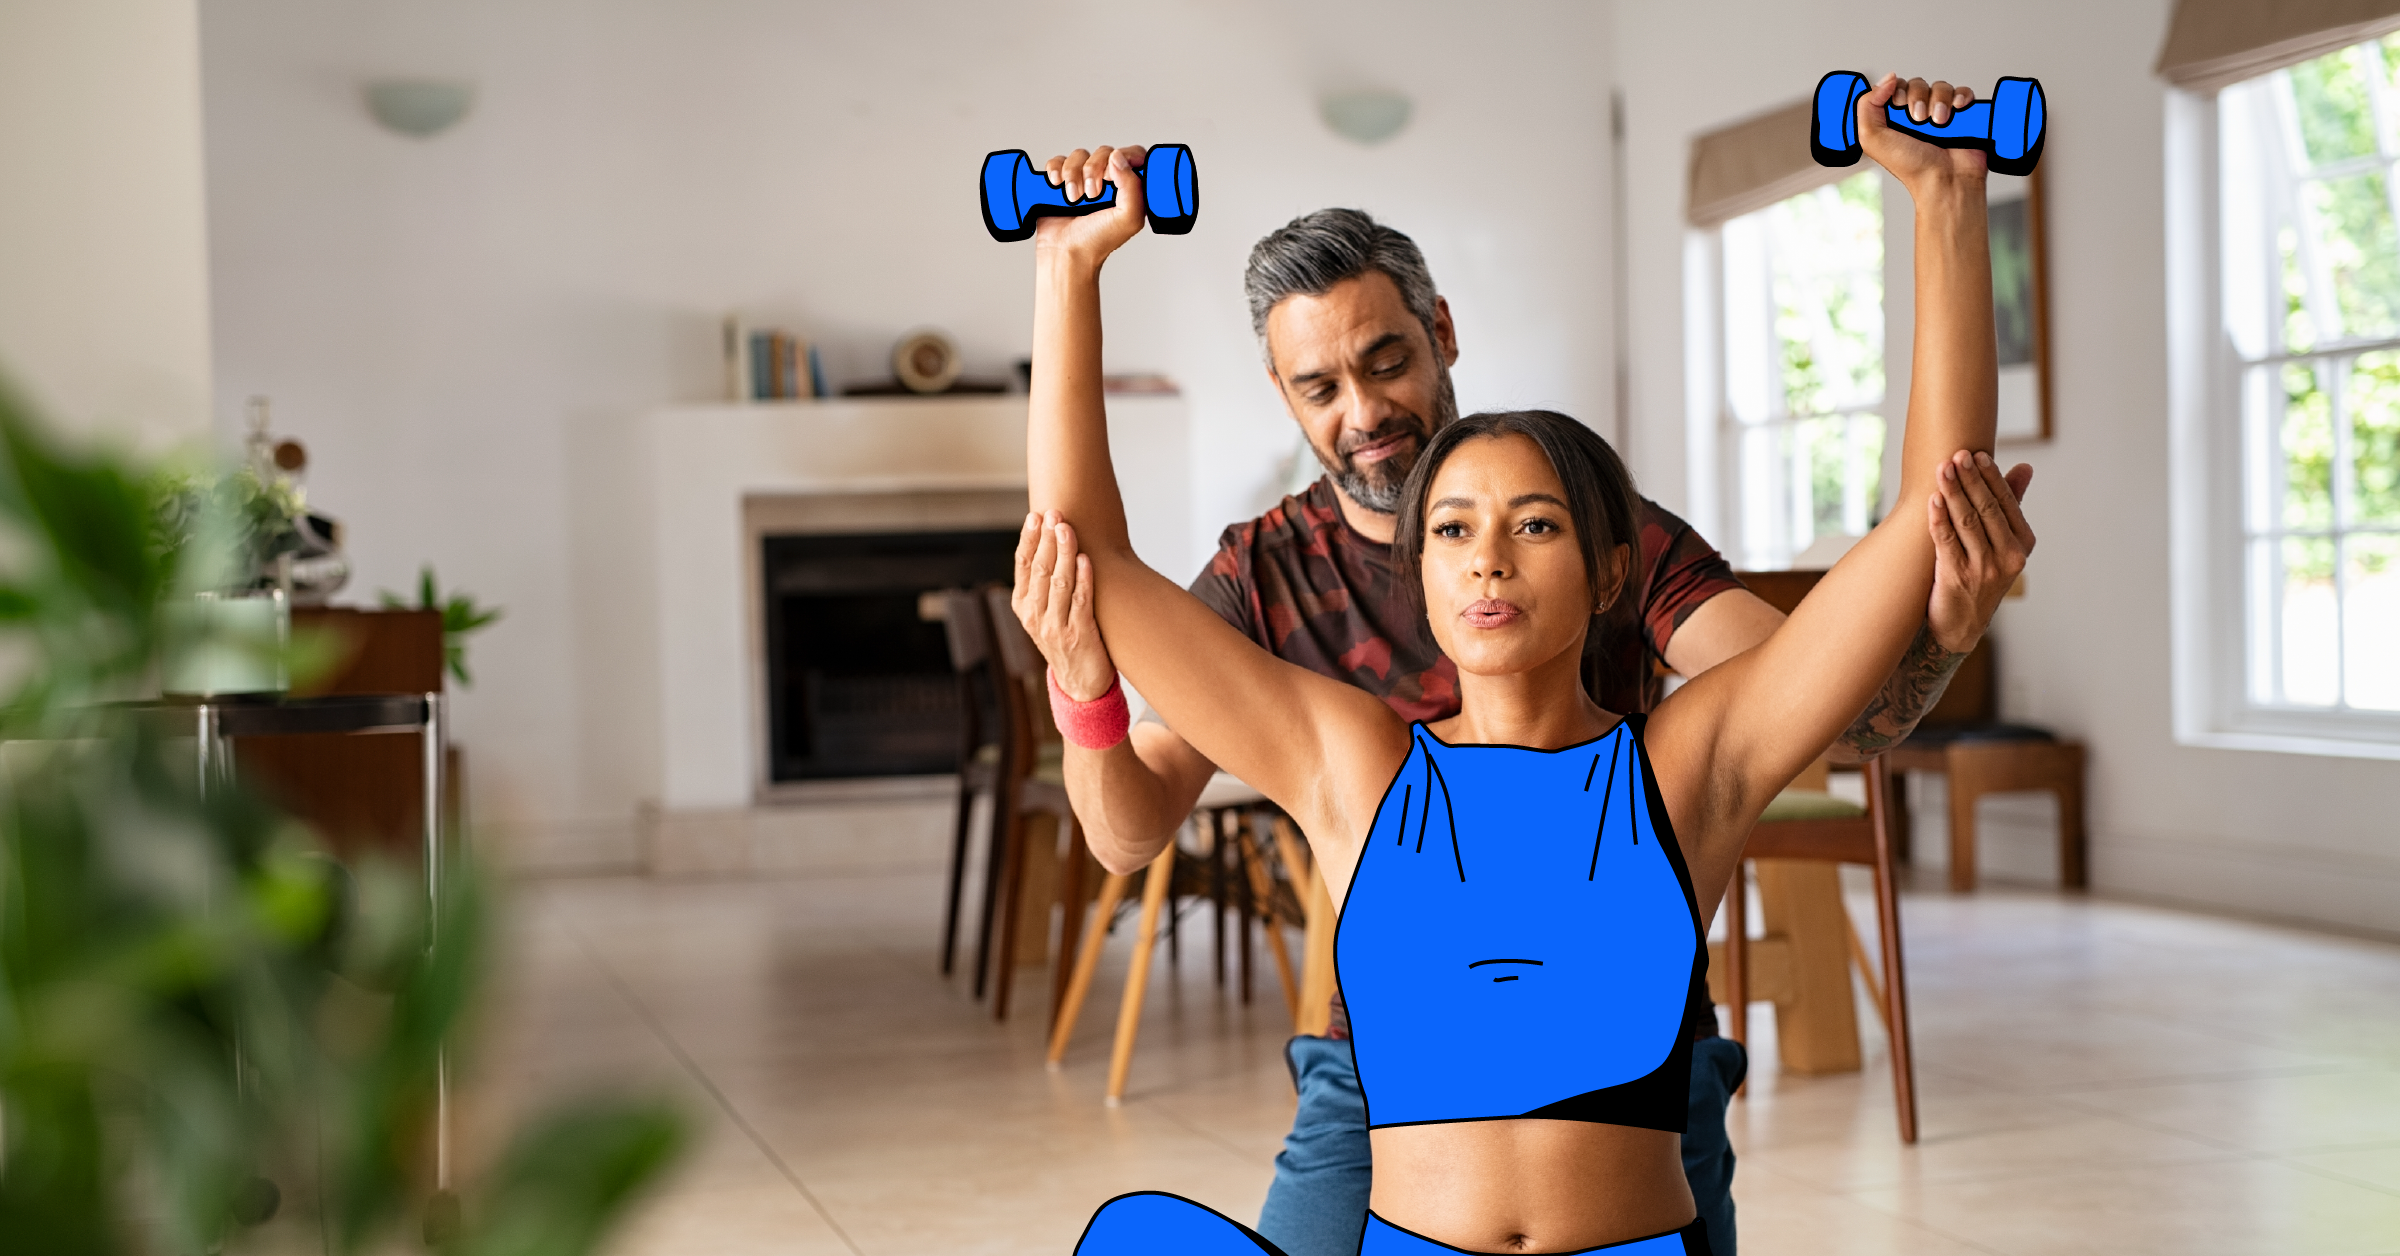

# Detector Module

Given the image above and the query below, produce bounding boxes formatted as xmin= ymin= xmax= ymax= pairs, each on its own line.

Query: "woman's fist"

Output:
xmin=1032 ymin=145 xmax=1150 ymax=268
xmin=1858 ymin=74 xmax=1989 ymax=188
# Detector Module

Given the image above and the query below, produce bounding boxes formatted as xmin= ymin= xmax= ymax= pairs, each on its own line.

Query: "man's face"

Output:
xmin=1264 ymin=272 xmax=1459 ymax=514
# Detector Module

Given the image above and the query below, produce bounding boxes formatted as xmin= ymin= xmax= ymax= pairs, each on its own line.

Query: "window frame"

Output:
xmin=2169 ymin=68 xmax=2400 ymax=760
xmin=1705 ymin=173 xmax=1896 ymax=572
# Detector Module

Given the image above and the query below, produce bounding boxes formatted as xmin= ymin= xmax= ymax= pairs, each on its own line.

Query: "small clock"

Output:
xmin=893 ymin=330 xmax=962 ymax=395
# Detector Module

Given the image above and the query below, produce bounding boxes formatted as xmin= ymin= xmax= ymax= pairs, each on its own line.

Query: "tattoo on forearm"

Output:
xmin=1839 ymin=624 xmax=1967 ymax=755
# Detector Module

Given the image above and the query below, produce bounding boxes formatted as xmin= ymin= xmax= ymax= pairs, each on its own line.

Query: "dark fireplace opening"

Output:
xmin=764 ymin=529 xmax=1018 ymax=781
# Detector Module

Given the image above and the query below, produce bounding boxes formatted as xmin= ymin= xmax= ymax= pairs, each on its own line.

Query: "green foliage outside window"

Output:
xmin=1766 ymin=172 xmax=1885 ymax=544
xmin=2269 ymin=40 xmax=2400 ymax=584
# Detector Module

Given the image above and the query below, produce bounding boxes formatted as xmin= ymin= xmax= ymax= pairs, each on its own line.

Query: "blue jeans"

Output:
xmin=1256 ymin=1035 xmax=1746 ymax=1256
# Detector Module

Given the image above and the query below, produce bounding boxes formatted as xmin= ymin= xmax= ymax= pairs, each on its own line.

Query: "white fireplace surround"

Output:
xmin=646 ymin=396 xmax=1191 ymax=813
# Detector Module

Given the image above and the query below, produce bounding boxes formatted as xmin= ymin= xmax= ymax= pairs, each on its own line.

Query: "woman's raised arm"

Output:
xmin=1022 ymin=146 xmax=1407 ymax=851
xmin=1649 ymin=76 xmax=2006 ymax=882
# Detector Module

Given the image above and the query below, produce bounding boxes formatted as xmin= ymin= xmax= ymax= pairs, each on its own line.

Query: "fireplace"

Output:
xmin=761 ymin=528 xmax=1018 ymax=781
xmin=647 ymin=398 xmax=1185 ymax=822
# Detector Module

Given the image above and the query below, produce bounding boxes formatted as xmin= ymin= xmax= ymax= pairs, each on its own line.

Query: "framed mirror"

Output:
xmin=1989 ymin=167 xmax=2052 ymax=443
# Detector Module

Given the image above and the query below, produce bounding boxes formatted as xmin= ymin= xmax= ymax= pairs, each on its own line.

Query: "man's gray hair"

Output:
xmin=1243 ymin=209 xmax=1441 ymax=361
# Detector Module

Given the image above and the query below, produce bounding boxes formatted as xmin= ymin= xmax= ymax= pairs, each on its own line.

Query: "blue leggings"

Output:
xmin=1075 ymin=1192 xmax=1710 ymax=1256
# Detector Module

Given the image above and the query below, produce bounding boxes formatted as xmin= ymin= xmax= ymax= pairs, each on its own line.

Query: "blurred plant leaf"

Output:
xmin=0 ymin=378 xmax=680 ymax=1254
xmin=379 ymin=565 xmax=501 ymax=687
xmin=448 ymin=1098 xmax=687 ymax=1256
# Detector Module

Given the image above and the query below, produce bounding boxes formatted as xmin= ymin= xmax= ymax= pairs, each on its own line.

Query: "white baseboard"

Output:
xmin=2090 ymin=829 xmax=2400 ymax=939
xmin=480 ymin=816 xmax=643 ymax=877
xmin=1896 ymin=772 xmax=2400 ymax=937
xmin=641 ymin=793 xmax=954 ymax=877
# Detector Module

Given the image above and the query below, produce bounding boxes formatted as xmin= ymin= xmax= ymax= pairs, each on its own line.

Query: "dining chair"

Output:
xmin=1047 ymin=775 xmax=1298 ymax=1103
xmin=1721 ymin=756 xmax=1919 ymax=1144
xmin=978 ymin=586 xmax=1088 ymax=1023
xmin=936 ymin=587 xmax=1005 ymax=979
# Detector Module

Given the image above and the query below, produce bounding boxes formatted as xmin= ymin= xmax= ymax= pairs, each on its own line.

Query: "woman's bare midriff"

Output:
xmin=1369 ymin=1119 xmax=1694 ymax=1253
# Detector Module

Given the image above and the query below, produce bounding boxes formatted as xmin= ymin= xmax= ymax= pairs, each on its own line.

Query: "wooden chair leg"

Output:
xmin=1887 ymin=771 xmax=1913 ymax=864
xmin=941 ymin=771 xmax=978 ymax=974
xmin=1724 ymin=859 xmax=1749 ymax=1056
xmin=1049 ymin=816 xmax=1089 ymax=1033
xmin=1946 ymin=748 xmax=1980 ymax=894
xmin=1233 ymin=814 xmax=1255 ymax=1005
xmin=1273 ymin=820 xmax=1339 ymax=1038
xmin=1236 ymin=825 xmax=1301 ymax=1024
xmin=969 ymin=750 xmax=1017 ymax=999
xmin=2057 ymin=744 xmax=2088 ymax=889
xmin=1106 ymin=847 xmax=1176 ymax=1105
xmin=941 ymin=675 xmax=983 ymax=975
xmin=1210 ymin=812 xmax=1228 ymax=987
xmin=991 ymin=803 xmax=1032 ymax=1021
xmin=1166 ymin=851 xmax=1182 ymax=969
xmin=1049 ymin=868 xmax=1129 ymax=1065
xmin=1843 ymin=910 xmax=1887 ymax=1028
xmin=1868 ymin=757 xmax=1919 ymax=1144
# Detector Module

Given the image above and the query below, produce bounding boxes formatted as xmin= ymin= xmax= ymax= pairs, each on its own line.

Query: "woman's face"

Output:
xmin=1419 ymin=433 xmax=1627 ymax=680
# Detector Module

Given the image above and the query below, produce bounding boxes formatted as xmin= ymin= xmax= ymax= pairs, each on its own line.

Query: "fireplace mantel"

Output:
xmin=645 ymin=396 xmax=1191 ymax=813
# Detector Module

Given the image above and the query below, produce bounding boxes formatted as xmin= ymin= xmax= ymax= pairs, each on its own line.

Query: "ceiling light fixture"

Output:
xmin=1319 ymin=90 xmax=1413 ymax=146
xmin=363 ymin=79 xmax=476 ymax=139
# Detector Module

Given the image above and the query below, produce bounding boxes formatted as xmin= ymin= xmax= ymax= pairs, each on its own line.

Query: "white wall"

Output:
xmin=0 ymin=0 xmax=214 ymax=445
xmin=1616 ymin=1 xmax=2400 ymax=936
xmin=198 ymin=0 xmax=1619 ymax=868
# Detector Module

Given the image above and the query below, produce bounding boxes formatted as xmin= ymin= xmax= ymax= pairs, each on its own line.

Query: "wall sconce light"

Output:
xmin=363 ymin=79 xmax=476 ymax=138
xmin=1319 ymin=89 xmax=1413 ymax=146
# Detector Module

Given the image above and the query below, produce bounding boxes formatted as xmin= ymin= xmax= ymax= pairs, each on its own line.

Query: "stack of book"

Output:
xmin=723 ymin=317 xmax=828 ymax=401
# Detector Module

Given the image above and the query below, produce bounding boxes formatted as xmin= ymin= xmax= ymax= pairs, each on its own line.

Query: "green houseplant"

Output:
xmin=381 ymin=568 xmax=502 ymax=688
xmin=0 ymin=382 xmax=684 ymax=1254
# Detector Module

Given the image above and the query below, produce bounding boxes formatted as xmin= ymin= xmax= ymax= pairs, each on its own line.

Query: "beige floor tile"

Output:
xmin=1852 ymin=1156 xmax=2400 ymax=1256
xmin=2060 ymin=1068 xmax=2400 ymax=1154
xmin=1732 ymin=1165 xmax=1999 ymax=1256
xmin=2288 ymin=1143 xmax=2400 ymax=1195
xmin=467 ymin=868 xmax=2400 ymax=1256
xmin=603 ymin=1179 xmax=856 ymax=1256
xmin=1743 ymin=1109 xmax=2236 ymax=1192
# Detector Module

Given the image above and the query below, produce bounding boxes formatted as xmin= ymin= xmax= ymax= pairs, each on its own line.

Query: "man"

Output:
xmin=1016 ymin=198 xmax=2034 ymax=1256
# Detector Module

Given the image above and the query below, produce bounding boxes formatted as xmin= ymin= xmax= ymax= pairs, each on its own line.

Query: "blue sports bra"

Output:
xmin=1333 ymin=714 xmax=1708 ymax=1134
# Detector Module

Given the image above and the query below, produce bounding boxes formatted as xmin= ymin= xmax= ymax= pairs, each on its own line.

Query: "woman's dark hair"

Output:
xmin=1393 ymin=408 xmax=1642 ymax=646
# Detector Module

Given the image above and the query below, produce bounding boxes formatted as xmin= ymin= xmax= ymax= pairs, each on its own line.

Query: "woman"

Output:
xmin=1020 ymin=74 xmax=2010 ymax=1256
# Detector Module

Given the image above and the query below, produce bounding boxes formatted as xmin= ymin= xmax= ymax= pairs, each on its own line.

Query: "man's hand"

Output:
xmin=1927 ymin=451 xmax=2035 ymax=654
xmin=1859 ymin=74 xmax=1990 ymax=191
xmin=1031 ymin=145 xmax=1150 ymax=271
xmin=1012 ymin=510 xmax=1116 ymax=700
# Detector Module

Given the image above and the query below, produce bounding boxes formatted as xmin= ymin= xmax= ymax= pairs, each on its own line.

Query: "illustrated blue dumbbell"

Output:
xmin=1810 ymin=72 xmax=2046 ymax=176
xmin=979 ymin=143 xmax=1198 ymax=242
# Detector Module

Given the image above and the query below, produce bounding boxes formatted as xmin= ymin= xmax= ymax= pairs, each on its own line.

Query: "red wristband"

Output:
xmin=1047 ymin=668 xmax=1130 ymax=750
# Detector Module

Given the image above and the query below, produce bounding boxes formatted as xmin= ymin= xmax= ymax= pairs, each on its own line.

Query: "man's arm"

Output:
xmin=1829 ymin=624 xmax=1969 ymax=760
xmin=1658 ymin=462 xmax=2035 ymax=763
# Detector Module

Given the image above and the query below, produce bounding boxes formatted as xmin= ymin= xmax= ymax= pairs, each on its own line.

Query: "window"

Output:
xmin=2220 ymin=40 xmax=2400 ymax=721
xmin=1717 ymin=174 xmax=1887 ymax=570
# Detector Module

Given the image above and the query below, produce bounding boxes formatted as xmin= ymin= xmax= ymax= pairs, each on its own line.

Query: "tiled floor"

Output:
xmin=462 ymin=816 xmax=2400 ymax=1256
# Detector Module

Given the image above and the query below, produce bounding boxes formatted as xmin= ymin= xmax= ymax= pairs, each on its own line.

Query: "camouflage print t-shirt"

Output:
xmin=1188 ymin=477 xmax=1745 ymax=1038
xmin=1190 ymin=477 xmax=1743 ymax=723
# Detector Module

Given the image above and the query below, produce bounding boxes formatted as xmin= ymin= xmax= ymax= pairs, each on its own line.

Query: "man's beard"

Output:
xmin=1313 ymin=364 xmax=1460 ymax=514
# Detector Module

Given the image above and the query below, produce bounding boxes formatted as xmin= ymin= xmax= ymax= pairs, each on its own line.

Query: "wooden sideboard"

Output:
xmin=233 ymin=607 xmax=458 ymax=861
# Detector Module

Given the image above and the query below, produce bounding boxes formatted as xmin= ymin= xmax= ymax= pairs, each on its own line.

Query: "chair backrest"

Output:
xmin=979 ymin=586 xmax=1065 ymax=757
xmin=937 ymin=587 xmax=992 ymax=672
xmin=1732 ymin=569 xmax=1995 ymax=724
xmin=981 ymin=586 xmax=1046 ymax=682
